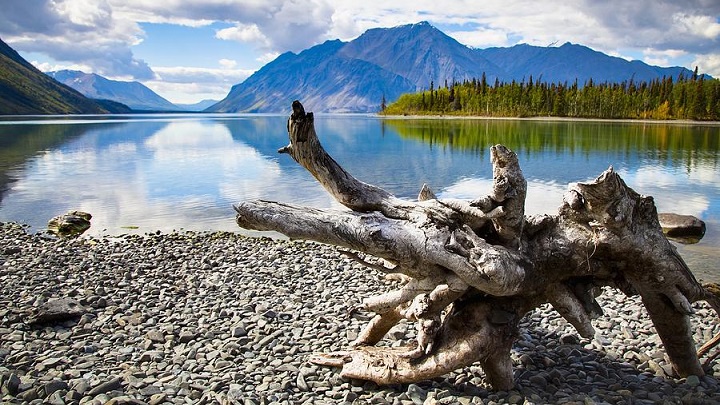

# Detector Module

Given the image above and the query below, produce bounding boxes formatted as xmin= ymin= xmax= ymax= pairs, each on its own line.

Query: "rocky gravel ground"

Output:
xmin=0 ymin=221 xmax=719 ymax=405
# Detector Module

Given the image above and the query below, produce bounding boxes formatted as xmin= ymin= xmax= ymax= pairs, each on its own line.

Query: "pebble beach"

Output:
xmin=1 ymin=221 xmax=719 ymax=405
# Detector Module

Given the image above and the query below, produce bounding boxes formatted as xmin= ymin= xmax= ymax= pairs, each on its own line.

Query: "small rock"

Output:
xmin=296 ymin=373 xmax=309 ymax=391
xmin=149 ymin=393 xmax=167 ymax=405
xmin=529 ymin=374 xmax=547 ymax=388
xmin=41 ymin=380 xmax=69 ymax=397
xmin=146 ymin=330 xmax=165 ymax=343
xmin=47 ymin=211 xmax=92 ymax=237
xmin=87 ymin=376 xmax=123 ymax=396
xmin=2 ymin=373 xmax=21 ymax=396
xmin=560 ymin=333 xmax=580 ymax=345
xmin=685 ymin=375 xmax=701 ymax=387
xmin=178 ymin=330 xmax=196 ymax=343
xmin=407 ymin=384 xmax=427 ymax=405
xmin=230 ymin=325 xmax=247 ymax=337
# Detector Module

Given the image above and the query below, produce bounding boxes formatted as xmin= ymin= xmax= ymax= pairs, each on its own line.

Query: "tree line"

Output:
xmin=381 ymin=69 xmax=720 ymax=121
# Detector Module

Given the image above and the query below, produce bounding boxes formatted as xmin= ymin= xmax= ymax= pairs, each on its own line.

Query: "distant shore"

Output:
xmin=378 ymin=113 xmax=720 ymax=126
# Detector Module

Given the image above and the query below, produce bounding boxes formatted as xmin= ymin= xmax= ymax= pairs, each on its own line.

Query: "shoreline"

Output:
xmin=1 ymin=222 xmax=719 ymax=404
xmin=377 ymin=113 xmax=720 ymax=126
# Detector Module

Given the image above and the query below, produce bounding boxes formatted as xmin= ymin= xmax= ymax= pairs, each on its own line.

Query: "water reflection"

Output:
xmin=0 ymin=115 xmax=718 ymax=281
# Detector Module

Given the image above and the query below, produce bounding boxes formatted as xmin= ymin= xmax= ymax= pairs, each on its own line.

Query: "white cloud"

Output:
xmin=142 ymin=65 xmax=255 ymax=103
xmin=216 ymin=23 xmax=270 ymax=46
xmin=55 ymin=0 xmax=112 ymax=29
xmin=641 ymin=48 xmax=689 ymax=67
xmin=0 ymin=0 xmax=154 ymax=79
xmin=257 ymin=52 xmax=280 ymax=64
xmin=218 ymin=58 xmax=238 ymax=69
xmin=448 ymin=27 xmax=511 ymax=49
xmin=30 ymin=60 xmax=93 ymax=74
xmin=693 ymin=54 xmax=720 ymax=78
xmin=672 ymin=13 xmax=720 ymax=39
xmin=152 ymin=66 xmax=254 ymax=83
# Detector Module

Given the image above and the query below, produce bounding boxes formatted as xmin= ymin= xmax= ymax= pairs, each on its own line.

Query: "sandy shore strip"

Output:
xmin=1 ymin=222 xmax=718 ymax=404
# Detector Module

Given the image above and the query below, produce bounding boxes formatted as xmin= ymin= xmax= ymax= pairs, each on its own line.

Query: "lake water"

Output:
xmin=0 ymin=114 xmax=718 ymax=282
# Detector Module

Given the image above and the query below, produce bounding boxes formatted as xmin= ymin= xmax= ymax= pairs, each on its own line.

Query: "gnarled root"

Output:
xmin=312 ymin=300 xmax=518 ymax=390
xmin=697 ymin=283 xmax=720 ymax=366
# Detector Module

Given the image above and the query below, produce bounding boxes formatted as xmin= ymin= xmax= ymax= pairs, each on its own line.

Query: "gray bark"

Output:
xmin=234 ymin=100 xmax=719 ymax=389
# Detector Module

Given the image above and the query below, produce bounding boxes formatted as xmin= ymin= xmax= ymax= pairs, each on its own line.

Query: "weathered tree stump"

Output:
xmin=234 ymin=100 xmax=719 ymax=390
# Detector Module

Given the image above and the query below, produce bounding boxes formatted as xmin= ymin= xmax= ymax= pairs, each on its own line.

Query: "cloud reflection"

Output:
xmin=618 ymin=165 xmax=711 ymax=218
xmin=439 ymin=177 xmax=567 ymax=216
xmin=0 ymin=120 xmax=340 ymax=235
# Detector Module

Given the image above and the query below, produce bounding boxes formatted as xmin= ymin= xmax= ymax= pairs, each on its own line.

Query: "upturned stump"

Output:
xmin=234 ymin=100 xmax=719 ymax=389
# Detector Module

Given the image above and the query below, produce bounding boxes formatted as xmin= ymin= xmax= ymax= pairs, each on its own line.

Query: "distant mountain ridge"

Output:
xmin=48 ymin=70 xmax=179 ymax=111
xmin=207 ymin=21 xmax=705 ymax=113
xmin=0 ymin=37 xmax=108 ymax=115
xmin=175 ymin=99 xmax=219 ymax=111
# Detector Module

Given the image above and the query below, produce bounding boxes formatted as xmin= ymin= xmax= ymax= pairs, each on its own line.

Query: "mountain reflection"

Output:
xmin=0 ymin=116 xmax=717 ymax=270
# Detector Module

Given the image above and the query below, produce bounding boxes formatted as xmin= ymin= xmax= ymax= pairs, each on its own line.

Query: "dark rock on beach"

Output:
xmin=658 ymin=212 xmax=707 ymax=244
xmin=26 ymin=298 xmax=87 ymax=325
xmin=0 ymin=221 xmax=718 ymax=404
xmin=46 ymin=211 xmax=92 ymax=238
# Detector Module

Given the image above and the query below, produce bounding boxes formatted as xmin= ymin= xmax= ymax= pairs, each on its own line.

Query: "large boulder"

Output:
xmin=657 ymin=213 xmax=706 ymax=244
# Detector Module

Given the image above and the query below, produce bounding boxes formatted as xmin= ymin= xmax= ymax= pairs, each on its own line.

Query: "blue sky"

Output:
xmin=0 ymin=0 xmax=718 ymax=104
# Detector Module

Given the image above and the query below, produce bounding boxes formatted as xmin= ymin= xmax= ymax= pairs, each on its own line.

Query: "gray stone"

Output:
xmin=46 ymin=391 xmax=66 ymax=405
xmin=657 ymin=213 xmax=706 ymax=243
xmin=27 ymin=298 xmax=86 ymax=325
xmin=178 ymin=330 xmax=196 ymax=343
xmin=148 ymin=393 xmax=167 ymax=405
xmin=230 ymin=326 xmax=247 ymax=337
xmin=529 ymin=374 xmax=547 ymax=388
xmin=145 ymin=330 xmax=165 ymax=343
xmin=2 ymin=372 xmax=20 ymax=396
xmin=685 ymin=375 xmax=701 ymax=387
xmin=559 ymin=333 xmax=580 ymax=345
xmin=41 ymin=380 xmax=69 ymax=397
xmin=406 ymin=384 xmax=427 ymax=405
xmin=87 ymin=376 xmax=122 ymax=396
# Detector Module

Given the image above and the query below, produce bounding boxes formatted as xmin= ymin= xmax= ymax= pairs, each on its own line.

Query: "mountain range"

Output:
xmin=208 ymin=22 xmax=704 ymax=113
xmin=47 ymin=70 xmax=179 ymax=111
xmin=0 ymin=22 xmax=710 ymax=115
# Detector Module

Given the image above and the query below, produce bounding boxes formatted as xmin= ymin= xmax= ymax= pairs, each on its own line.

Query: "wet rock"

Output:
xmin=47 ymin=211 xmax=92 ymax=238
xmin=657 ymin=213 xmax=706 ymax=243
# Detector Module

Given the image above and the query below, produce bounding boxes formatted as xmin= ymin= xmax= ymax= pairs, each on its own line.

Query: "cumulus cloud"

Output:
xmin=114 ymin=0 xmax=335 ymax=53
xmin=216 ymin=23 xmax=270 ymax=47
xmin=218 ymin=59 xmax=238 ymax=69
xmin=143 ymin=66 xmax=254 ymax=103
xmin=212 ymin=1 xmax=335 ymax=52
xmin=0 ymin=0 xmax=154 ymax=79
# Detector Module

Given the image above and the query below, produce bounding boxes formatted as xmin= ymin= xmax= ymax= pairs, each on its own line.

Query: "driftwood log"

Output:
xmin=234 ymin=101 xmax=720 ymax=390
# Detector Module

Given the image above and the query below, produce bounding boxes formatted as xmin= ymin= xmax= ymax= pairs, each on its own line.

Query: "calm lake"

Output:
xmin=0 ymin=114 xmax=718 ymax=282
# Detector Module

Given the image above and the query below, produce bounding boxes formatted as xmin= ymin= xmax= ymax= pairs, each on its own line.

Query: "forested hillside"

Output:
xmin=382 ymin=70 xmax=720 ymax=120
xmin=0 ymin=37 xmax=107 ymax=115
